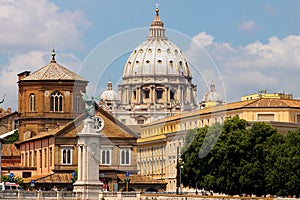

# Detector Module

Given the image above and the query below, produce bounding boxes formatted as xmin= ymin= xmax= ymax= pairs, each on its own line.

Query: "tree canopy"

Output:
xmin=181 ymin=116 xmax=300 ymax=196
xmin=4 ymin=130 xmax=19 ymax=144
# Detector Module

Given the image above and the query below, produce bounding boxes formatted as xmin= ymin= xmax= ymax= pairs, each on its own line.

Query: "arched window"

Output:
xmin=62 ymin=148 xmax=72 ymax=165
xmin=29 ymin=94 xmax=36 ymax=112
xmin=50 ymin=91 xmax=63 ymax=112
xmin=120 ymin=148 xmax=130 ymax=165
xmin=101 ymin=147 xmax=112 ymax=165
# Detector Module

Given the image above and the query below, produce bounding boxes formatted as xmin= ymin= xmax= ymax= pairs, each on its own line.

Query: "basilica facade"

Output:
xmin=100 ymin=6 xmax=198 ymax=126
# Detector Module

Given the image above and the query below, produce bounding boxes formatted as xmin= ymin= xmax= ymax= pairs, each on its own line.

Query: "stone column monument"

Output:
xmin=73 ymin=92 xmax=104 ymax=199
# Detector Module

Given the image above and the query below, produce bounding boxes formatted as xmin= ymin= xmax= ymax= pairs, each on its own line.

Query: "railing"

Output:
xmin=0 ymin=190 xmax=141 ymax=200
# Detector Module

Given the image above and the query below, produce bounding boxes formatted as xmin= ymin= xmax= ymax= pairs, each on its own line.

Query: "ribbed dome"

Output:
xmin=202 ymin=81 xmax=223 ymax=103
xmin=123 ymin=6 xmax=191 ymax=78
xmin=100 ymin=81 xmax=118 ymax=101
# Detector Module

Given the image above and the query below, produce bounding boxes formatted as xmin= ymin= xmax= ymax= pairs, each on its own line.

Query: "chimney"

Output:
xmin=6 ymin=107 xmax=11 ymax=113
xmin=17 ymin=71 xmax=31 ymax=81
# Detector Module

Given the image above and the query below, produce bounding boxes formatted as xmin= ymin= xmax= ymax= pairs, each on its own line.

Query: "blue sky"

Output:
xmin=1 ymin=0 xmax=300 ymax=110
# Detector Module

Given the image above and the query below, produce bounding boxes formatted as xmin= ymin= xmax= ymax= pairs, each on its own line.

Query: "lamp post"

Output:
xmin=179 ymin=165 xmax=183 ymax=194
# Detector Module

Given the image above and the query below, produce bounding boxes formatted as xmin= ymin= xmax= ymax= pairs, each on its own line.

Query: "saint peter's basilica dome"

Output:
xmin=123 ymin=6 xmax=191 ymax=79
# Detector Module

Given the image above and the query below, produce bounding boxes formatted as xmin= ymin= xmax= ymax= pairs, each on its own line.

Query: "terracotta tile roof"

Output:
xmin=0 ymin=111 xmax=18 ymax=119
xmin=23 ymin=173 xmax=72 ymax=184
xmin=22 ymin=62 xmax=87 ymax=82
xmin=101 ymin=116 xmax=135 ymax=138
xmin=245 ymin=98 xmax=289 ymax=107
xmin=18 ymin=107 xmax=138 ymax=143
xmin=93 ymin=106 xmax=138 ymax=139
xmin=118 ymin=174 xmax=166 ymax=184
xmin=16 ymin=127 xmax=64 ymax=145
xmin=144 ymin=98 xmax=300 ymax=127
xmin=2 ymin=144 xmax=20 ymax=157
xmin=23 ymin=174 xmax=50 ymax=183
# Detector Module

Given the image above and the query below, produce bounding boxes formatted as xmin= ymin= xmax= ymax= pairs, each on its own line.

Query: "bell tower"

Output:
xmin=17 ymin=50 xmax=88 ymax=141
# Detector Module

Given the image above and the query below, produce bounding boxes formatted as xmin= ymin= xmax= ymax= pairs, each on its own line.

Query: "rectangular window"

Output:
xmin=34 ymin=150 xmax=37 ymax=166
xmin=29 ymin=151 xmax=32 ymax=167
xmin=170 ymin=91 xmax=175 ymax=100
xmin=144 ymin=90 xmax=150 ymax=99
xmin=25 ymin=152 xmax=28 ymax=167
xmin=62 ymin=148 xmax=72 ymax=165
xmin=14 ymin=119 xmax=19 ymax=129
xmin=120 ymin=148 xmax=131 ymax=165
xmin=156 ymin=90 xmax=163 ymax=99
xmin=29 ymin=94 xmax=36 ymax=112
xmin=22 ymin=172 xmax=31 ymax=178
xmin=21 ymin=153 xmax=24 ymax=167
xmin=296 ymin=114 xmax=300 ymax=124
xmin=137 ymin=119 xmax=144 ymax=124
xmin=101 ymin=148 xmax=112 ymax=165
xmin=44 ymin=148 xmax=47 ymax=167
xmin=76 ymin=95 xmax=80 ymax=113
xmin=257 ymin=113 xmax=275 ymax=121
xmin=39 ymin=150 xmax=42 ymax=168
xmin=49 ymin=147 xmax=53 ymax=166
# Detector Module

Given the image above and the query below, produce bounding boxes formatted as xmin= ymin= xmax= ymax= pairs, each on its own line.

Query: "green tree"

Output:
xmin=265 ymin=129 xmax=300 ymax=196
xmin=241 ymin=122 xmax=279 ymax=196
xmin=4 ymin=130 xmax=19 ymax=144
xmin=2 ymin=175 xmax=23 ymax=185
xmin=180 ymin=116 xmax=296 ymax=196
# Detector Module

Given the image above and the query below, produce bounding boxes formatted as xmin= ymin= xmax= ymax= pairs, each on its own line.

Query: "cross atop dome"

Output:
xmin=155 ymin=4 xmax=160 ymax=18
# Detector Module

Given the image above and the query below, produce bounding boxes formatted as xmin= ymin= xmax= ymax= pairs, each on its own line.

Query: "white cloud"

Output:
xmin=192 ymin=32 xmax=214 ymax=47
xmin=238 ymin=20 xmax=256 ymax=32
xmin=0 ymin=0 xmax=89 ymax=110
xmin=0 ymin=0 xmax=90 ymax=53
xmin=0 ymin=51 xmax=82 ymax=110
xmin=186 ymin=32 xmax=300 ymax=102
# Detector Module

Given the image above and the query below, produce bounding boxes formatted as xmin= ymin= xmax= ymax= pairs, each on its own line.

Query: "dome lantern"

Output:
xmin=149 ymin=4 xmax=166 ymax=39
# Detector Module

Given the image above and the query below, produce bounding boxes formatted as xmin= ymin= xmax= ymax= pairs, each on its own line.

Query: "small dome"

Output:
xmin=100 ymin=81 xmax=118 ymax=101
xmin=202 ymin=81 xmax=223 ymax=103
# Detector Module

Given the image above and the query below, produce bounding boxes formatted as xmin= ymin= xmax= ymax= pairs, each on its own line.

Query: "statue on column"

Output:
xmin=80 ymin=92 xmax=97 ymax=119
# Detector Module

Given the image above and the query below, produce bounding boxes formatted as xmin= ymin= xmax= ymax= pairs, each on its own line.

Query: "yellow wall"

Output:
xmin=241 ymin=92 xmax=293 ymax=101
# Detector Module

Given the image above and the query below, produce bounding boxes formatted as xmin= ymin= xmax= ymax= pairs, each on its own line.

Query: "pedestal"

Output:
xmin=73 ymin=118 xmax=103 ymax=199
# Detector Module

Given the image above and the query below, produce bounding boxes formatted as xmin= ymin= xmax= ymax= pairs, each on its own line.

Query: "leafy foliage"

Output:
xmin=4 ymin=130 xmax=19 ymax=144
xmin=2 ymin=175 xmax=23 ymax=185
xmin=181 ymin=116 xmax=300 ymax=196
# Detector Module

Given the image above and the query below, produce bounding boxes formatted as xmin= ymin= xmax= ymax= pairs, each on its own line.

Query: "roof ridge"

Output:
xmin=22 ymin=62 xmax=87 ymax=82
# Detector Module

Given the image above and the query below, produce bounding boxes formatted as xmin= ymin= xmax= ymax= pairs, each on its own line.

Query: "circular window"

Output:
xmin=93 ymin=116 xmax=104 ymax=132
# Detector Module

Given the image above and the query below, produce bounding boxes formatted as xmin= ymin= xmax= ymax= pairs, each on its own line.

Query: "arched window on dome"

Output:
xmin=29 ymin=93 xmax=36 ymax=112
xmin=50 ymin=91 xmax=63 ymax=112
xmin=170 ymin=90 xmax=175 ymax=100
xmin=156 ymin=89 xmax=163 ymax=100
xmin=143 ymin=89 xmax=150 ymax=99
